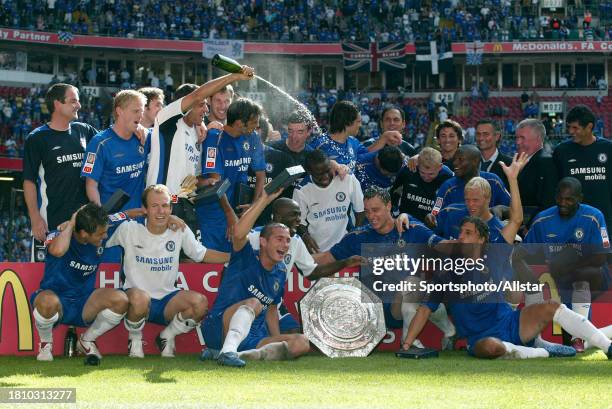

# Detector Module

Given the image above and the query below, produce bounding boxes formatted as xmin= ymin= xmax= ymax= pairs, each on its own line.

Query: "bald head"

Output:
xmin=557 ymin=177 xmax=582 ymax=197
xmin=453 ymin=145 xmax=482 ymax=178
xmin=271 ymin=197 xmax=301 ymax=235
xmin=272 ymin=197 xmax=299 ymax=215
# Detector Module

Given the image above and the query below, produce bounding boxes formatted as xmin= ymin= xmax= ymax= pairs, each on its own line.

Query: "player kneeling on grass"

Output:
xmin=402 ymin=216 xmax=612 ymax=359
xmin=31 ymin=204 xmax=130 ymax=364
xmin=201 ymin=188 xmax=310 ymax=367
xmin=105 ymin=184 xmax=230 ymax=358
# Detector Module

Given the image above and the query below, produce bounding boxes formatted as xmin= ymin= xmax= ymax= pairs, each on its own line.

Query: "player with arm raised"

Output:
xmin=200 ymin=189 xmax=310 ymax=367
xmin=30 ymin=204 xmax=131 ymax=364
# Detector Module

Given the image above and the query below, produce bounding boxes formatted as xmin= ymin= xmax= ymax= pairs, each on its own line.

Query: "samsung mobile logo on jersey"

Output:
xmin=69 ymin=261 xmax=97 ymax=274
xmin=247 ymin=284 xmax=274 ymax=305
xmin=56 ymin=152 xmax=83 ymax=164
xmin=115 ymin=161 xmax=144 ymax=174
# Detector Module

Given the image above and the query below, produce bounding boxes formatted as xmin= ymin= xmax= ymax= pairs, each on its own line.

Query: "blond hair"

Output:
xmin=142 ymin=184 xmax=171 ymax=207
xmin=113 ymin=90 xmax=146 ymax=120
xmin=418 ymin=147 xmax=442 ymax=167
xmin=464 ymin=177 xmax=491 ymax=199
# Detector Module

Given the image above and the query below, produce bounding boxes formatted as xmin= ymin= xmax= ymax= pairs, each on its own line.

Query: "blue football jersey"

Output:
xmin=424 ymin=248 xmax=514 ymax=343
xmin=309 ymin=134 xmax=375 ymax=171
xmin=81 ymin=128 xmax=149 ymax=210
xmin=330 ymin=223 xmax=443 ymax=260
xmin=353 ymin=160 xmax=395 ymax=191
xmin=209 ymin=242 xmax=287 ymax=330
xmin=40 ymin=234 xmax=103 ymax=298
xmin=197 ymin=129 xmax=266 ymax=220
xmin=38 ymin=212 xmax=128 ymax=298
xmin=433 ymin=171 xmax=510 ymax=212
xmin=436 ymin=203 xmax=506 ymax=243
xmin=524 ymin=204 xmax=610 ymax=258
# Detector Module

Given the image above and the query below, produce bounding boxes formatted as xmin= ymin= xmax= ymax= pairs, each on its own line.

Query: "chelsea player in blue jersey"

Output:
xmin=309 ymin=101 xmax=400 ymax=171
xmin=428 ymin=145 xmax=510 ymax=222
xmin=430 ymin=152 xmax=528 ymax=244
xmin=314 ymin=187 xmax=458 ymax=349
xmin=403 ymin=217 xmax=612 ymax=359
xmin=198 ymin=97 xmax=266 ymax=252
xmin=523 ymin=177 xmax=611 ymax=352
xmin=201 ymin=188 xmax=310 ymax=367
xmin=30 ymin=204 xmax=130 ymax=363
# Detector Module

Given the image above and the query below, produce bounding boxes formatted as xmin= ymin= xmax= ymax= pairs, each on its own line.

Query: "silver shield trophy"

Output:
xmin=300 ymin=277 xmax=386 ymax=358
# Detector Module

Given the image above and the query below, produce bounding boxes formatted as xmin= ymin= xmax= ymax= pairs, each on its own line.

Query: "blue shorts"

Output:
xmin=30 ymin=288 xmax=95 ymax=328
xmin=467 ymin=309 xmax=533 ymax=354
xmin=200 ymin=226 xmax=231 ymax=253
xmin=278 ymin=303 xmax=300 ymax=333
xmin=148 ymin=291 xmax=180 ymax=325
xmin=201 ymin=310 xmax=270 ymax=351
xmin=384 ymin=303 xmax=403 ymax=329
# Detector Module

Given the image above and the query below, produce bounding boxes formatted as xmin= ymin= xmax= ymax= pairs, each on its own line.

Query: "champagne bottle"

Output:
xmin=64 ymin=326 xmax=77 ymax=357
xmin=211 ymin=54 xmax=244 ymax=74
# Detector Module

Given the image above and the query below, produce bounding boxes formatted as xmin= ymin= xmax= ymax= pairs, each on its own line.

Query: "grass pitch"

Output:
xmin=0 ymin=351 xmax=610 ymax=409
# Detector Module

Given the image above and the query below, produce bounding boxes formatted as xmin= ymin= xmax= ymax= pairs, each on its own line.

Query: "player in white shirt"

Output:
xmin=293 ymin=149 xmax=365 ymax=252
xmin=248 ymin=197 xmax=363 ymax=332
xmin=146 ymin=70 xmax=254 ymax=196
xmin=106 ymin=184 xmax=229 ymax=358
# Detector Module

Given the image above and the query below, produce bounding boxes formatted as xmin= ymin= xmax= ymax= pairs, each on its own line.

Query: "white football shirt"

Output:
xmin=292 ymin=174 xmax=364 ymax=252
xmin=106 ymin=220 xmax=207 ymax=299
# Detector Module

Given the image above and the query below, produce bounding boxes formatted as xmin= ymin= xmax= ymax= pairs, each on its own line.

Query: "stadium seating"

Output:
xmin=0 ymin=0 xmax=607 ymax=43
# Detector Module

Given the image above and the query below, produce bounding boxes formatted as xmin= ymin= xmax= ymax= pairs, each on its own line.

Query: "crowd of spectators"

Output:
xmin=1 ymin=0 xmax=612 ymax=43
xmin=0 ymin=83 xmax=107 ymax=158
xmin=0 ymin=208 xmax=31 ymax=262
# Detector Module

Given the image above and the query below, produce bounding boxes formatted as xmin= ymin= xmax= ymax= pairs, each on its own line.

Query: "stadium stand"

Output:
xmin=1 ymin=0 xmax=611 ymax=42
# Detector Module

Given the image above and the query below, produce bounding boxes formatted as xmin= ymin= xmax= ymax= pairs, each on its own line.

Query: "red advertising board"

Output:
xmin=2 ymin=28 xmax=611 ymax=55
xmin=1 ymin=263 xmax=610 ymax=356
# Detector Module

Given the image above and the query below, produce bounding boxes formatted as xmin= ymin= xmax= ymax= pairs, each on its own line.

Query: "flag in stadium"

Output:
xmin=342 ymin=42 xmax=407 ymax=73
xmin=58 ymin=31 xmax=74 ymax=43
xmin=466 ymin=41 xmax=484 ymax=65
xmin=415 ymin=41 xmax=453 ymax=75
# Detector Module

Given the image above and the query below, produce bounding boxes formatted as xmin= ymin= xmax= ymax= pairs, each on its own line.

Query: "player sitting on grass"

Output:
xmin=105 ymin=184 xmax=230 ymax=358
xmin=200 ymin=188 xmax=310 ymax=367
xmin=402 ymin=216 xmax=612 ymax=359
xmin=31 ymin=204 xmax=130 ymax=364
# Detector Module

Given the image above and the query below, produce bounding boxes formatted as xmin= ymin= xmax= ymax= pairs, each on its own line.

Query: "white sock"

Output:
xmin=524 ymin=291 xmax=544 ymax=306
xmin=571 ymin=281 xmax=591 ymax=326
xmin=553 ymin=304 xmax=612 ymax=351
xmin=523 ymin=291 xmax=563 ymax=347
xmin=33 ymin=309 xmax=58 ymax=343
xmin=221 ymin=305 xmax=255 ymax=354
xmin=238 ymin=341 xmax=290 ymax=361
xmin=429 ymin=304 xmax=456 ymax=338
xmin=160 ymin=312 xmax=197 ymax=339
xmin=124 ymin=318 xmax=146 ymax=341
xmin=584 ymin=324 xmax=612 ymax=349
xmin=401 ymin=302 xmax=418 ymax=344
xmin=501 ymin=342 xmax=549 ymax=359
xmin=82 ymin=309 xmax=124 ymax=342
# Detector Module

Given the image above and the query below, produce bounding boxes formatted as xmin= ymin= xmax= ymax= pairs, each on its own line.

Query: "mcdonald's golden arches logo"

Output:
xmin=492 ymin=43 xmax=503 ymax=53
xmin=0 ymin=269 xmax=33 ymax=351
